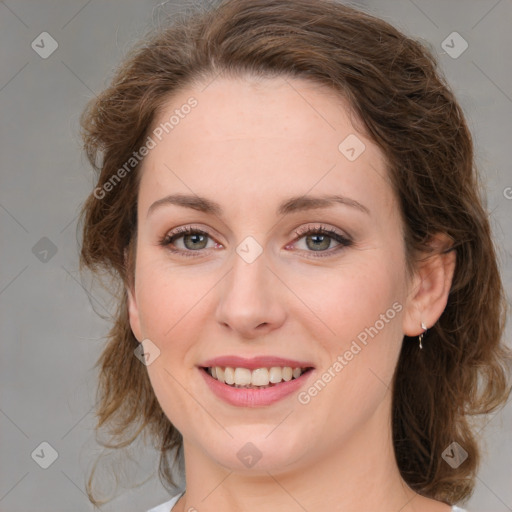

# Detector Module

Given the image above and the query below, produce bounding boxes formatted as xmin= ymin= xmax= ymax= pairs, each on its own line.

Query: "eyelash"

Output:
xmin=158 ymin=224 xmax=353 ymax=259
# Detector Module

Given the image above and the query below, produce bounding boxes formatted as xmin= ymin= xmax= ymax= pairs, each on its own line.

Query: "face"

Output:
xmin=127 ymin=75 xmax=415 ymax=474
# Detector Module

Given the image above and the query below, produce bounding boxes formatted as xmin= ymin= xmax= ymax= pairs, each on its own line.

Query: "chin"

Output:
xmin=201 ymin=426 xmax=310 ymax=473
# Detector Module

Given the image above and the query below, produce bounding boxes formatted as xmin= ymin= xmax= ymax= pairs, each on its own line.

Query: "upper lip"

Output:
xmin=200 ymin=356 xmax=315 ymax=370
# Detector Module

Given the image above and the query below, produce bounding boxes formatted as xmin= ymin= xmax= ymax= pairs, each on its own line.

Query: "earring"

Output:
xmin=418 ymin=321 xmax=427 ymax=349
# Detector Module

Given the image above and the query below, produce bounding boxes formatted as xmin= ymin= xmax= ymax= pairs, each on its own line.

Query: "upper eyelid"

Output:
xmin=165 ymin=224 xmax=221 ymax=240
xmin=293 ymin=224 xmax=350 ymax=238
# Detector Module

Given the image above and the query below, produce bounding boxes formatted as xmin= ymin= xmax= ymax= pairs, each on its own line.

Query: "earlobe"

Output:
xmin=402 ymin=234 xmax=456 ymax=337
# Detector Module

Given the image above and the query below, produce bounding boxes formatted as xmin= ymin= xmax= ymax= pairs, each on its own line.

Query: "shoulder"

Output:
xmin=146 ymin=490 xmax=185 ymax=512
xmin=451 ymin=506 xmax=468 ymax=512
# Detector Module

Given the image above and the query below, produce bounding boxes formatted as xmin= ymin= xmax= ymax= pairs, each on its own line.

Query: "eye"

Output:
xmin=159 ymin=226 xmax=221 ymax=257
xmin=159 ymin=223 xmax=352 ymax=259
xmin=288 ymin=224 xmax=353 ymax=257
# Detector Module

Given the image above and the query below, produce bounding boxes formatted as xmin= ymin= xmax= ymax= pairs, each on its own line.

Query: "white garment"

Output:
xmin=147 ymin=491 xmax=184 ymax=512
xmin=147 ymin=492 xmax=468 ymax=511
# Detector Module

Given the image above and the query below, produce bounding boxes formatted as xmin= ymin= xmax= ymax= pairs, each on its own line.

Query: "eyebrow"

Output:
xmin=146 ymin=192 xmax=370 ymax=219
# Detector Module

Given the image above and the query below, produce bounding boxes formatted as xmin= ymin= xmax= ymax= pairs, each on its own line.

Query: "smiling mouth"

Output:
xmin=201 ymin=366 xmax=314 ymax=389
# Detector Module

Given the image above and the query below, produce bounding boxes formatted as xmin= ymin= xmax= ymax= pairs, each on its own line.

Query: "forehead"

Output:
xmin=152 ymin=75 xmax=360 ymax=144
xmin=138 ymin=75 xmax=393 ymax=216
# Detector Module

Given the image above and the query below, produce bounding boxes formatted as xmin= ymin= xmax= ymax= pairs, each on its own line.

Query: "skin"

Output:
xmin=127 ymin=75 xmax=456 ymax=512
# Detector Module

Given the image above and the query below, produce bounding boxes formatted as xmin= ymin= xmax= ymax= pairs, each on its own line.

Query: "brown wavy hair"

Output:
xmin=78 ymin=0 xmax=512 ymax=506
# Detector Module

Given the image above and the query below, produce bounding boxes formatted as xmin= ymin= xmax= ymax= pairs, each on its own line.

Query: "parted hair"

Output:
xmin=79 ymin=0 xmax=511 ymax=506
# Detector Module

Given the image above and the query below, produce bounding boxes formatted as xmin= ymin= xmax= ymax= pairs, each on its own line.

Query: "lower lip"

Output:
xmin=199 ymin=368 xmax=314 ymax=407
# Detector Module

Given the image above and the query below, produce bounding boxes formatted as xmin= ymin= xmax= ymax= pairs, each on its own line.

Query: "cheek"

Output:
xmin=298 ymin=271 xmax=404 ymax=437
xmin=134 ymin=255 xmax=200 ymax=338
xmin=307 ymin=256 xmax=405 ymax=389
xmin=136 ymin=275 xmax=176 ymax=341
xmin=306 ymin=261 xmax=403 ymax=344
xmin=133 ymin=257 xmax=212 ymax=430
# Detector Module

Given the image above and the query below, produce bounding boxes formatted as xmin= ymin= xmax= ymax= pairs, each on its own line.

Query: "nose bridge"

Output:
xmin=215 ymin=244 xmax=286 ymax=336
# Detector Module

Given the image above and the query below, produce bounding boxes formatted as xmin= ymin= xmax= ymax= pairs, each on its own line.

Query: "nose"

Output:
xmin=215 ymin=247 xmax=287 ymax=339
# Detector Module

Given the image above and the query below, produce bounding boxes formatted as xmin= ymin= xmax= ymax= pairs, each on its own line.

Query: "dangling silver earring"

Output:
xmin=418 ymin=321 xmax=427 ymax=349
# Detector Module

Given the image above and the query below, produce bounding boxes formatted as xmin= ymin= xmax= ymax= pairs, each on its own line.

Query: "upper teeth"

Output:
xmin=208 ymin=366 xmax=305 ymax=387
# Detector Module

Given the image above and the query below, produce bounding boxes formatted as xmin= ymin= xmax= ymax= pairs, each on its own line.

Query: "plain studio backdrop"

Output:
xmin=0 ymin=1 xmax=511 ymax=511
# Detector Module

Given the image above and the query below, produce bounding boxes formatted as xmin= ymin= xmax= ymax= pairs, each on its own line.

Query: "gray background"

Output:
xmin=1 ymin=0 xmax=511 ymax=511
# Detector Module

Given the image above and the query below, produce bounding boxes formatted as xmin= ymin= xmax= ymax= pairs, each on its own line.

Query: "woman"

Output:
xmin=79 ymin=0 xmax=511 ymax=511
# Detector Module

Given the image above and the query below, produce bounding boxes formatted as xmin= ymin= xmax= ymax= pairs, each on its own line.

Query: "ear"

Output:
xmin=402 ymin=233 xmax=456 ymax=336
xmin=125 ymin=247 xmax=143 ymax=342
xmin=126 ymin=283 xmax=143 ymax=342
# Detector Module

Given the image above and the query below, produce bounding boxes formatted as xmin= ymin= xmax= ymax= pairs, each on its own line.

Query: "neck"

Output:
xmin=177 ymin=395 xmax=450 ymax=512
